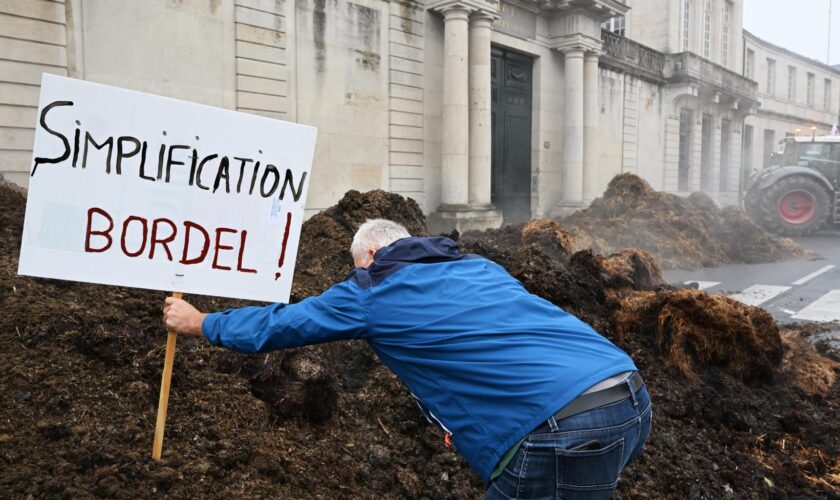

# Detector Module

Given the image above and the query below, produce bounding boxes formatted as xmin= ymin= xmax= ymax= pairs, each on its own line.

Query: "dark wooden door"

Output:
xmin=491 ymin=48 xmax=532 ymax=224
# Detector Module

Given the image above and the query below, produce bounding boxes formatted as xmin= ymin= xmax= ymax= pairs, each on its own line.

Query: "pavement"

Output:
xmin=663 ymin=228 xmax=840 ymax=349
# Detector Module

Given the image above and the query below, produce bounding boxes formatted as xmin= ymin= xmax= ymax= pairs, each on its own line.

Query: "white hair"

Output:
xmin=351 ymin=219 xmax=411 ymax=261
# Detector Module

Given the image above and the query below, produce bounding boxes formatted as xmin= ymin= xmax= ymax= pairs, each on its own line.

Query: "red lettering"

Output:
xmin=84 ymin=207 xmax=113 ymax=253
xmin=82 ymin=207 xmax=257 ymax=273
xmin=120 ymin=216 xmax=148 ymax=257
xmin=212 ymin=227 xmax=237 ymax=271
xmin=236 ymin=230 xmax=257 ymax=274
xmin=149 ymin=217 xmax=177 ymax=261
xmin=180 ymin=221 xmax=210 ymax=265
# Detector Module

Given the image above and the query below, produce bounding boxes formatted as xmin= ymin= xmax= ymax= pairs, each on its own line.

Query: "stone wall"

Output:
xmin=597 ymin=67 xmax=667 ymax=195
xmin=234 ymin=0 xmax=292 ymax=120
xmin=388 ymin=1 xmax=426 ymax=207
xmin=293 ymin=0 xmax=390 ymax=215
xmin=0 ymin=0 xmax=70 ymax=187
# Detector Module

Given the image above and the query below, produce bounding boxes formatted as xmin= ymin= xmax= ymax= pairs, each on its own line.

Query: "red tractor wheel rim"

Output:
xmin=778 ymin=190 xmax=817 ymax=225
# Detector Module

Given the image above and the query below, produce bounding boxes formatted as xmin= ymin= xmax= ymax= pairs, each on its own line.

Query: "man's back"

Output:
xmin=346 ymin=237 xmax=637 ymax=481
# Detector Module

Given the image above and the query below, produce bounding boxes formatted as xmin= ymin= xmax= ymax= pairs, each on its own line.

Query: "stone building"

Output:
xmin=0 ymin=0 xmax=838 ymax=229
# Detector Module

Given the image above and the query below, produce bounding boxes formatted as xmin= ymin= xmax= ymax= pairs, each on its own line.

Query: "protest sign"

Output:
xmin=18 ymin=74 xmax=317 ymax=304
xmin=19 ymin=74 xmax=317 ymax=460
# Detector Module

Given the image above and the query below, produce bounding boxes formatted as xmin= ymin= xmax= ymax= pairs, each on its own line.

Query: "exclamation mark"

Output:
xmin=274 ymin=212 xmax=292 ymax=280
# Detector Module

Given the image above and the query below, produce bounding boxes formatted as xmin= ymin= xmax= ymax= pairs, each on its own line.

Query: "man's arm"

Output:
xmin=163 ymin=280 xmax=369 ymax=353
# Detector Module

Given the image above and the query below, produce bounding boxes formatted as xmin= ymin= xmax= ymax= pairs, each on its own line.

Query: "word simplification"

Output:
xmin=31 ymin=100 xmax=307 ymax=201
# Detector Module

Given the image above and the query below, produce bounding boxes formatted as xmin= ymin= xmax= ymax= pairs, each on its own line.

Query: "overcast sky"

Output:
xmin=744 ymin=0 xmax=840 ymax=66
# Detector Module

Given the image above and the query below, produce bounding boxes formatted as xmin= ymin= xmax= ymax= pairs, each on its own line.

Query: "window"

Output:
xmin=745 ymin=49 xmax=755 ymax=79
xmin=602 ymin=16 xmax=626 ymax=36
xmin=766 ymin=59 xmax=776 ymax=95
xmin=742 ymin=125 xmax=754 ymax=188
xmin=826 ymin=79 xmax=833 ymax=110
xmin=807 ymin=73 xmax=815 ymax=107
xmin=682 ymin=0 xmax=691 ymax=51
xmin=720 ymin=119 xmax=731 ymax=191
xmin=722 ymin=2 xmax=731 ymax=67
xmin=679 ymin=109 xmax=693 ymax=191
xmin=788 ymin=66 xmax=797 ymax=101
xmin=700 ymin=114 xmax=713 ymax=191
xmin=703 ymin=0 xmax=712 ymax=58
xmin=763 ymin=129 xmax=776 ymax=168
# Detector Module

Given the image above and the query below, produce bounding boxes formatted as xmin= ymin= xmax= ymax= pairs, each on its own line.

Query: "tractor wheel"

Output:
xmin=756 ymin=176 xmax=831 ymax=236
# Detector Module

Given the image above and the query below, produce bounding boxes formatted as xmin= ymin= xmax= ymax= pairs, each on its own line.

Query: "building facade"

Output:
xmin=742 ymin=30 xmax=840 ymax=181
xmin=1 ymin=0 xmax=838 ymax=229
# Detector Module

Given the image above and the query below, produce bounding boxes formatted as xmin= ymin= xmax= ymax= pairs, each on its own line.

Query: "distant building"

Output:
xmin=1 ymin=0 xmax=838 ymax=230
xmin=743 ymin=31 xmax=840 ymax=180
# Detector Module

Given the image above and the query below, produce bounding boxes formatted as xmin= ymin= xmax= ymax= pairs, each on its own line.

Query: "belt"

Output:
xmin=553 ymin=372 xmax=644 ymax=422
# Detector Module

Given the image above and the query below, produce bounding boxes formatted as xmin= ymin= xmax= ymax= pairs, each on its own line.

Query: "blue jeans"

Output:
xmin=485 ymin=383 xmax=652 ymax=500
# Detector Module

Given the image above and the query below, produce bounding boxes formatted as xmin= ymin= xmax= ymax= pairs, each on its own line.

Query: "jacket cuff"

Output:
xmin=202 ymin=312 xmax=223 ymax=346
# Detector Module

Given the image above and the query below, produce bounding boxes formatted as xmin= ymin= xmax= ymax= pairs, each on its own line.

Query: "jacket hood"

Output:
xmin=347 ymin=237 xmax=464 ymax=288
xmin=374 ymin=236 xmax=462 ymax=264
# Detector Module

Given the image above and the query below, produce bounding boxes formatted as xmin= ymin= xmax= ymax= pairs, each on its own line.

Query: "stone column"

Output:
xmin=583 ymin=51 xmax=600 ymax=201
xmin=561 ymin=48 xmax=585 ymax=205
xmin=468 ymin=13 xmax=493 ymax=208
xmin=440 ymin=7 xmax=471 ymax=207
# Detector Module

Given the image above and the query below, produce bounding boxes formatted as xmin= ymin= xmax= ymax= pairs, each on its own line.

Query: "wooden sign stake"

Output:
xmin=152 ymin=291 xmax=182 ymax=460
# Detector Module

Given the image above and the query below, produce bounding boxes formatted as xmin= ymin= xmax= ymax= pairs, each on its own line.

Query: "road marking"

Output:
xmin=792 ymin=290 xmax=840 ymax=322
xmin=683 ymin=281 xmax=721 ymax=291
xmin=791 ymin=265 xmax=835 ymax=286
xmin=729 ymin=285 xmax=791 ymax=307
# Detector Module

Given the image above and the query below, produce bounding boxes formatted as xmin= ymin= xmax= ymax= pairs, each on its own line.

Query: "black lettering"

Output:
xmin=196 ymin=154 xmax=217 ymax=191
xmin=116 ymin=136 xmax=141 ymax=175
xmin=189 ymin=149 xmax=198 ymax=186
xmin=260 ymin=164 xmax=280 ymax=197
xmin=234 ymin=157 xmax=252 ymax=194
xmin=139 ymin=141 xmax=155 ymax=181
xmin=213 ymin=156 xmax=231 ymax=193
xmin=81 ymin=132 xmax=114 ymax=173
xmin=165 ymin=145 xmax=189 ymax=183
xmin=72 ymin=127 xmax=81 ymax=167
xmin=280 ymin=170 xmax=308 ymax=202
xmin=156 ymin=144 xmax=165 ymax=180
xmin=249 ymin=161 xmax=260 ymax=195
xmin=31 ymin=100 xmax=73 ymax=177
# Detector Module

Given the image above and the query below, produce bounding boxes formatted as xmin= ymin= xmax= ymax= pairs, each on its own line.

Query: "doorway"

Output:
xmin=491 ymin=48 xmax=533 ymax=224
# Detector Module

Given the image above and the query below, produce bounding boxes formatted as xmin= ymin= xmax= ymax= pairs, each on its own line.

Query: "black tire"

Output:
xmin=756 ymin=176 xmax=831 ymax=236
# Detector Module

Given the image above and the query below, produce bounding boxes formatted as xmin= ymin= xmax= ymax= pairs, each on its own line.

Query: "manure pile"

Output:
xmin=1 ymin=184 xmax=838 ymax=498
xmin=562 ymin=174 xmax=809 ymax=269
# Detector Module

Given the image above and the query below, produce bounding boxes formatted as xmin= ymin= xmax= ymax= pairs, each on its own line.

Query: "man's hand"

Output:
xmin=163 ymin=297 xmax=208 ymax=337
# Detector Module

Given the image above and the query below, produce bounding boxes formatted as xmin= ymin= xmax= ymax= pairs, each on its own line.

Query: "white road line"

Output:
xmin=729 ymin=285 xmax=792 ymax=307
xmin=791 ymin=290 xmax=840 ymax=322
xmin=683 ymin=281 xmax=721 ymax=291
xmin=791 ymin=265 xmax=836 ymax=286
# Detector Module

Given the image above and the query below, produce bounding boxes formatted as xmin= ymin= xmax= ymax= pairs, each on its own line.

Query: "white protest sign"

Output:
xmin=18 ymin=74 xmax=317 ymax=303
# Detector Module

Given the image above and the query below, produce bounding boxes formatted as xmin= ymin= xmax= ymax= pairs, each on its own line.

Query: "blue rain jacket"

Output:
xmin=202 ymin=236 xmax=637 ymax=482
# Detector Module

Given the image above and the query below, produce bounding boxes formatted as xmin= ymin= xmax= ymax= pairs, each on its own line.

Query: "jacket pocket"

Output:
xmin=556 ymin=437 xmax=625 ymax=493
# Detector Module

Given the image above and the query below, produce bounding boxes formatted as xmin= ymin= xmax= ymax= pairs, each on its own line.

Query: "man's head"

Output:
xmin=351 ymin=219 xmax=411 ymax=269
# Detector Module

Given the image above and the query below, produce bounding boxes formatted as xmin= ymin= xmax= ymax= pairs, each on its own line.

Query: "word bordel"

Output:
xmin=85 ymin=207 xmax=259 ymax=274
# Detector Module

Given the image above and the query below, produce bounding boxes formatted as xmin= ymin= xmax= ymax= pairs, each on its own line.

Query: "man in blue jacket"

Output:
xmin=163 ymin=219 xmax=652 ymax=499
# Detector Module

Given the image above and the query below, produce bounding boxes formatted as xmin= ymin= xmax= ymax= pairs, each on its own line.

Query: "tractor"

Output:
xmin=744 ymin=135 xmax=840 ymax=236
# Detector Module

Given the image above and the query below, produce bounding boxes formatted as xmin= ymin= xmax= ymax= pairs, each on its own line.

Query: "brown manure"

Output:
xmin=1 ymin=181 xmax=838 ymax=499
xmin=563 ymin=173 xmax=809 ymax=269
xmin=613 ymin=289 xmax=784 ymax=383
